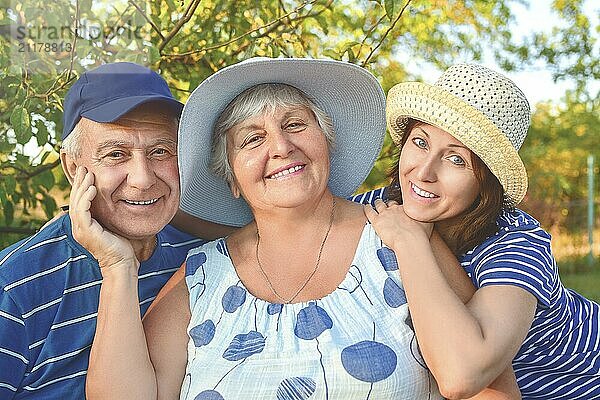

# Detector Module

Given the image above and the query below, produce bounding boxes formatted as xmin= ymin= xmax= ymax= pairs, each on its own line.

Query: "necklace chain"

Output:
xmin=255 ymin=197 xmax=336 ymax=304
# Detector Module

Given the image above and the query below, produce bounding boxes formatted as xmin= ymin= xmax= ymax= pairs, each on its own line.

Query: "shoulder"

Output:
xmin=464 ymin=209 xmax=556 ymax=306
xmin=496 ymin=208 xmax=544 ymax=232
xmin=184 ymin=238 xmax=229 ymax=278
xmin=468 ymin=208 xmax=551 ymax=260
xmin=158 ymin=224 xmax=206 ymax=250
xmin=0 ymin=214 xmax=90 ymax=282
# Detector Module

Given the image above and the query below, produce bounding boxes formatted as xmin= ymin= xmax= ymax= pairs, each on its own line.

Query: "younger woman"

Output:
xmin=365 ymin=64 xmax=600 ymax=400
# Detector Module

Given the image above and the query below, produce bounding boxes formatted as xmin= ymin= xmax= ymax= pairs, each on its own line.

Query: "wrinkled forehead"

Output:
xmin=116 ymin=103 xmax=179 ymax=129
xmin=78 ymin=115 xmax=178 ymax=149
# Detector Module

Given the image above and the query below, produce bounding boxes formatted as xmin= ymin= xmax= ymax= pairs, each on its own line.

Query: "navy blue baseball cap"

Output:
xmin=62 ymin=62 xmax=183 ymax=140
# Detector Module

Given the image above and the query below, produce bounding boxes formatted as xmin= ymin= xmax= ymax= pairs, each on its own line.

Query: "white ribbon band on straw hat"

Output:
xmin=386 ymin=64 xmax=531 ymax=206
xmin=178 ymin=57 xmax=386 ymax=227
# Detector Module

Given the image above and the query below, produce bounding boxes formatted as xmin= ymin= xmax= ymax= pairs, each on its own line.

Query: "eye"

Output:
xmin=448 ymin=154 xmax=466 ymax=166
xmin=284 ymin=119 xmax=307 ymax=131
xmin=411 ymin=137 xmax=427 ymax=149
xmin=241 ymin=133 xmax=264 ymax=148
xmin=106 ymin=150 xmax=126 ymax=159
xmin=150 ymin=147 xmax=173 ymax=157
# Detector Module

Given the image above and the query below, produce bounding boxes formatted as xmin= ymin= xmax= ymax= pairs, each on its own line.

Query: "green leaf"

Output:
xmin=148 ymin=46 xmax=161 ymax=64
xmin=323 ymin=48 xmax=340 ymax=60
xmin=384 ymin=0 xmax=396 ymax=20
xmin=41 ymin=194 xmax=57 ymax=219
xmin=10 ymin=107 xmax=31 ymax=144
xmin=269 ymin=43 xmax=280 ymax=58
xmin=2 ymin=200 xmax=14 ymax=226
xmin=4 ymin=175 xmax=16 ymax=196
xmin=35 ymin=120 xmax=49 ymax=146
xmin=38 ymin=170 xmax=55 ymax=192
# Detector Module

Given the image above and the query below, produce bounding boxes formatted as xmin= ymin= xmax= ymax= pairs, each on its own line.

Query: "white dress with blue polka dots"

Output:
xmin=182 ymin=224 xmax=442 ymax=399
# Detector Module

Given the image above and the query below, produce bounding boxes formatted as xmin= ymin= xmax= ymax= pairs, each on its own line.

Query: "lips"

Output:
xmin=123 ymin=198 xmax=159 ymax=205
xmin=411 ymin=182 xmax=438 ymax=199
xmin=266 ymin=164 xmax=305 ymax=179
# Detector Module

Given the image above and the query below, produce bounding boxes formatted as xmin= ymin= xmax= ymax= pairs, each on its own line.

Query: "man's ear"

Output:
xmin=60 ymin=150 xmax=78 ymax=185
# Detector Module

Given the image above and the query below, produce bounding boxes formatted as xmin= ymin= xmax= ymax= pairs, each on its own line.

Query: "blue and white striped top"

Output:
xmin=0 ymin=214 xmax=204 ymax=399
xmin=353 ymin=188 xmax=600 ymax=399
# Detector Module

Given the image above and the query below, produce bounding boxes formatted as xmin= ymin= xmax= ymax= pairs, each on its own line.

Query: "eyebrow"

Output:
xmin=95 ymin=138 xmax=177 ymax=153
xmin=415 ymin=127 xmax=470 ymax=150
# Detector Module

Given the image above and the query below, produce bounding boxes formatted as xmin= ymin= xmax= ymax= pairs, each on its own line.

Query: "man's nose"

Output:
xmin=127 ymin=154 xmax=157 ymax=189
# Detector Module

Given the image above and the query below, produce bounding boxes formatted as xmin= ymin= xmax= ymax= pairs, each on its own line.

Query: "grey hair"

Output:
xmin=60 ymin=121 xmax=86 ymax=158
xmin=210 ymin=83 xmax=335 ymax=184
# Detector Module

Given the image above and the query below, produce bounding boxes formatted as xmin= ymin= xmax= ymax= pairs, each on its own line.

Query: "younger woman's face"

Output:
xmin=399 ymin=123 xmax=480 ymax=226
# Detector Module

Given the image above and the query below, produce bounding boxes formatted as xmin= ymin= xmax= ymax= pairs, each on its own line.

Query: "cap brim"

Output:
xmin=178 ymin=58 xmax=386 ymax=227
xmin=82 ymin=95 xmax=184 ymax=123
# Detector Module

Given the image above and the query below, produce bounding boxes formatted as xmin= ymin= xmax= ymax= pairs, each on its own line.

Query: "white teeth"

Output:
xmin=269 ymin=165 xmax=303 ymax=179
xmin=411 ymin=183 xmax=436 ymax=198
xmin=125 ymin=198 xmax=158 ymax=205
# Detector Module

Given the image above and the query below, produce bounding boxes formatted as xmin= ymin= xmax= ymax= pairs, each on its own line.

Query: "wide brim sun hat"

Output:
xmin=178 ymin=57 xmax=386 ymax=227
xmin=386 ymin=64 xmax=530 ymax=206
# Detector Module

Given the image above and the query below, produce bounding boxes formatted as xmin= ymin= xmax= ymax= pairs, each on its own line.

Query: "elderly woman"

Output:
xmin=76 ymin=58 xmax=511 ymax=399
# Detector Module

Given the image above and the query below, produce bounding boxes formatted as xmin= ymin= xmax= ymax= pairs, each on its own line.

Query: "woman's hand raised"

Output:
xmin=364 ymin=198 xmax=433 ymax=250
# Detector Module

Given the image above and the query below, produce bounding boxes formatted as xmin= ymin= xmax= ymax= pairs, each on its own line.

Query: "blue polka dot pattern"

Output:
xmin=294 ymin=302 xmax=333 ymax=340
xmin=276 ymin=377 xmax=316 ymax=400
xmin=341 ymin=340 xmax=398 ymax=382
xmin=222 ymin=331 xmax=266 ymax=361
xmin=377 ymin=247 xmax=398 ymax=271
xmin=189 ymin=320 xmax=216 ymax=347
xmin=222 ymin=285 xmax=246 ymax=313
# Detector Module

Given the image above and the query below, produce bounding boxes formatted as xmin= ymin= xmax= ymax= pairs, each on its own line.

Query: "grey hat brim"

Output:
xmin=178 ymin=58 xmax=386 ymax=227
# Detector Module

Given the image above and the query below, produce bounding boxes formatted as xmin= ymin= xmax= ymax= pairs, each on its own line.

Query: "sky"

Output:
xmin=488 ymin=0 xmax=599 ymax=106
xmin=399 ymin=0 xmax=598 ymax=107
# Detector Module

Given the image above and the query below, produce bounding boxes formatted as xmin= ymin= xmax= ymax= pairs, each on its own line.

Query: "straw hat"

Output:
xmin=386 ymin=64 xmax=530 ymax=205
xmin=178 ymin=58 xmax=386 ymax=227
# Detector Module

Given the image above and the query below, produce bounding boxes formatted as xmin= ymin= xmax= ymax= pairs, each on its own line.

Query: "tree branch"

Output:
xmin=158 ymin=0 xmax=203 ymax=53
xmin=12 ymin=159 xmax=62 ymax=181
xmin=362 ymin=0 xmax=413 ymax=67
xmin=162 ymin=0 xmax=319 ymax=59
xmin=128 ymin=0 xmax=165 ymax=41
xmin=0 ymin=227 xmax=38 ymax=235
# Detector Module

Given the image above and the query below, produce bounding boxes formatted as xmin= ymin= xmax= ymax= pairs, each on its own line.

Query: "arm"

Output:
xmin=366 ymin=200 xmax=532 ymax=399
xmin=142 ymin=269 xmax=190 ymax=399
xmin=171 ymin=209 xmax=236 ymax=240
xmin=430 ymin=230 xmax=474 ymax=304
xmin=67 ymin=167 xmax=157 ymax=399
xmin=427 ymin=227 xmax=522 ymax=399
xmin=0 ymin=291 xmax=28 ymax=399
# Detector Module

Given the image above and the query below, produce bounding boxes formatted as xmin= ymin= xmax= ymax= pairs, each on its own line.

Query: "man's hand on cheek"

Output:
xmin=69 ymin=166 xmax=139 ymax=276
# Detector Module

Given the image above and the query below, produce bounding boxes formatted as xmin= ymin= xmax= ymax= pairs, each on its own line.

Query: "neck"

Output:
xmin=252 ymin=192 xmax=336 ymax=241
xmin=130 ymin=236 xmax=157 ymax=262
xmin=434 ymin=220 xmax=458 ymax=254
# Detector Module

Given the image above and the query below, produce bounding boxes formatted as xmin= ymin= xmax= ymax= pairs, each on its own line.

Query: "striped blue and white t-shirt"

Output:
xmin=353 ymin=188 xmax=600 ymax=399
xmin=0 ymin=214 xmax=204 ymax=399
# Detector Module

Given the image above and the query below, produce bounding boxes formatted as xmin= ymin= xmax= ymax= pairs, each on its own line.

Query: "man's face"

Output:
xmin=69 ymin=105 xmax=180 ymax=241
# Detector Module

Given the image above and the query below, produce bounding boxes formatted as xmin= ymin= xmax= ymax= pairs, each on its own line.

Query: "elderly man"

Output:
xmin=0 ymin=63 xmax=210 ymax=399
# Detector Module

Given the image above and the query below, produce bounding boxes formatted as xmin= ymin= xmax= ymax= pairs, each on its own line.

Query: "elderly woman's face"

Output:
xmin=226 ymin=105 xmax=330 ymax=210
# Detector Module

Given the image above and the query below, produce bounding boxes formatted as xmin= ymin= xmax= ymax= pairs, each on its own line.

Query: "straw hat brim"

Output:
xmin=178 ymin=58 xmax=386 ymax=227
xmin=386 ymin=82 xmax=528 ymax=205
